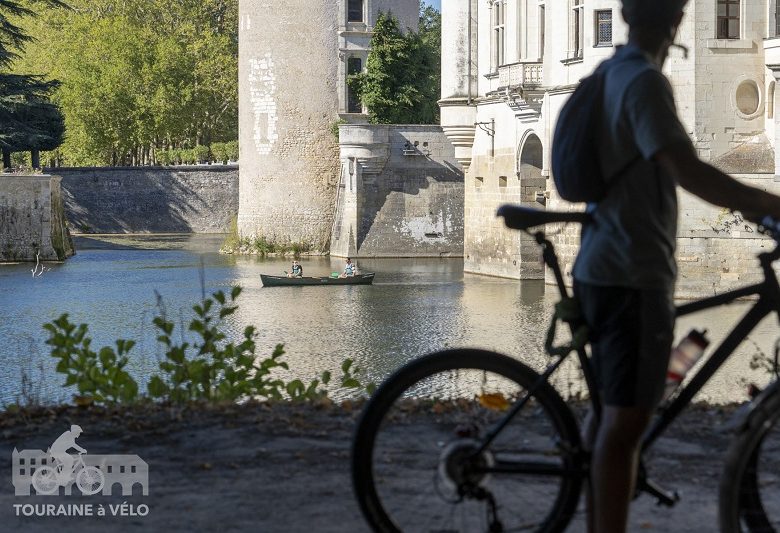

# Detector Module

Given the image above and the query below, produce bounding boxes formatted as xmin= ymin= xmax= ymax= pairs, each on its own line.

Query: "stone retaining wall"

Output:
xmin=53 ymin=166 xmax=238 ymax=234
xmin=549 ymin=174 xmax=780 ymax=299
xmin=0 ymin=174 xmax=74 ymax=262
xmin=332 ymin=125 xmax=464 ymax=257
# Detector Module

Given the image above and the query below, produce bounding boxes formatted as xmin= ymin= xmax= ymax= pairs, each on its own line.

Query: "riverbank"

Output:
xmin=0 ymin=400 xmax=746 ymax=532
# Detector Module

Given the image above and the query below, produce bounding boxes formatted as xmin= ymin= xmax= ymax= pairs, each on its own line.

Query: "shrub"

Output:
xmin=180 ymin=149 xmax=196 ymax=165
xmin=168 ymin=149 xmax=182 ymax=165
xmin=157 ymin=150 xmax=172 ymax=166
xmin=225 ymin=140 xmax=239 ymax=162
xmin=44 ymin=287 xmax=375 ymax=406
xmin=193 ymin=145 xmax=210 ymax=164
xmin=44 ymin=315 xmax=139 ymax=405
xmin=211 ymin=142 xmax=228 ymax=164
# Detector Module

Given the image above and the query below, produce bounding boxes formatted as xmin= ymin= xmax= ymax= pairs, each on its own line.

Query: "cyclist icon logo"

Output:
xmin=12 ymin=425 xmax=149 ymax=497
xmin=32 ymin=425 xmax=105 ymax=496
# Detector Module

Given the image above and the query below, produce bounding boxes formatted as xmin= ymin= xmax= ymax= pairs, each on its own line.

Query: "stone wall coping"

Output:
xmin=340 ymin=124 xmax=445 ymax=130
xmin=1 ymin=173 xmax=58 ymax=181
xmin=45 ymin=165 xmax=239 ymax=173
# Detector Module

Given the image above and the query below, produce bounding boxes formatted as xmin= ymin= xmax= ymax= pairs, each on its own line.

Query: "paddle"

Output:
xmin=330 ymin=272 xmax=339 ymax=278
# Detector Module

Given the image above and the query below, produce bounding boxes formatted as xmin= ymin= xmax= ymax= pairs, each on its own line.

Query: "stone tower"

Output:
xmin=238 ymin=0 xmax=419 ymax=251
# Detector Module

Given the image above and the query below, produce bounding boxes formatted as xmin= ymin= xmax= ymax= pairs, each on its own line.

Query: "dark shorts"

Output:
xmin=574 ymin=281 xmax=675 ymax=408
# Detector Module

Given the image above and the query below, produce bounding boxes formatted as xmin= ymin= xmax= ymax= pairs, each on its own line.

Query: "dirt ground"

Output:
xmin=0 ymin=401 xmax=755 ymax=532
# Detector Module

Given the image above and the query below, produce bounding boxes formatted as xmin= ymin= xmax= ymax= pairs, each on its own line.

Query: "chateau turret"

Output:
xmin=237 ymin=0 xmax=419 ymax=251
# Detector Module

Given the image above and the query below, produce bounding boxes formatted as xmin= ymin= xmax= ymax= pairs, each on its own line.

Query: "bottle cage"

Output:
xmin=545 ymin=297 xmax=590 ymax=357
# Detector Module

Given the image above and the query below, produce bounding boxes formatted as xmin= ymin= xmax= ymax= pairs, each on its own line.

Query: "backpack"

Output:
xmin=551 ymin=53 xmax=653 ymax=203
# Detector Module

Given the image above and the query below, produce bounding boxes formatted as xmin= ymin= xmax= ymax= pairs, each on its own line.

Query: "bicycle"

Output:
xmin=32 ymin=451 xmax=105 ymax=496
xmin=351 ymin=204 xmax=780 ymax=532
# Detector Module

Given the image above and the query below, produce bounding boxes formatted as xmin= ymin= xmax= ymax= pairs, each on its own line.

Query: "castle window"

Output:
xmin=570 ymin=0 xmax=584 ymax=58
xmin=538 ymin=3 xmax=546 ymax=60
xmin=499 ymin=176 xmax=508 ymax=188
xmin=492 ymin=1 xmax=507 ymax=70
xmin=717 ymin=0 xmax=740 ymax=39
xmin=776 ymin=4 xmax=780 ymax=37
xmin=347 ymin=57 xmax=363 ymax=113
xmin=348 ymin=0 xmax=364 ymax=23
xmin=475 ymin=176 xmax=484 ymax=189
xmin=595 ymin=10 xmax=613 ymax=47
xmin=769 ymin=81 xmax=776 ymax=119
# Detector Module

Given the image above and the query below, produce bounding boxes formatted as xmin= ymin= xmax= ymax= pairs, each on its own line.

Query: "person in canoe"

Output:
xmin=287 ymin=260 xmax=303 ymax=278
xmin=340 ymin=258 xmax=358 ymax=278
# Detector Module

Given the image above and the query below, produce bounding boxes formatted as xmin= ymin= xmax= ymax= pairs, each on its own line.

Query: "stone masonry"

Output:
xmin=0 ymin=174 xmax=74 ymax=262
xmin=331 ymin=124 xmax=464 ymax=257
xmin=54 ymin=166 xmax=238 ymax=234
xmin=441 ymin=0 xmax=780 ymax=297
xmin=237 ymin=0 xmax=418 ymax=252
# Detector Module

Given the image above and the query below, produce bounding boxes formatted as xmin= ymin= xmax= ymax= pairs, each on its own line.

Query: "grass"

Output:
xmin=220 ymin=220 xmax=313 ymax=256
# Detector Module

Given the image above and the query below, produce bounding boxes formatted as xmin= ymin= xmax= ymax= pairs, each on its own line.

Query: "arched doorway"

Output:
xmin=515 ymin=132 xmax=545 ymax=279
xmin=518 ymin=133 xmax=543 ymax=183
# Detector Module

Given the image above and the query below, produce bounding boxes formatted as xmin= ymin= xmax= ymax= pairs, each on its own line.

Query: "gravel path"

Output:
xmin=0 ymin=401 xmax=757 ymax=532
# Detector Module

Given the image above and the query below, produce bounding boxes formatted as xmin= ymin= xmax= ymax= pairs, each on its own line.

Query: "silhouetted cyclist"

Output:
xmin=49 ymin=424 xmax=87 ymax=478
xmin=575 ymin=1 xmax=780 ymax=532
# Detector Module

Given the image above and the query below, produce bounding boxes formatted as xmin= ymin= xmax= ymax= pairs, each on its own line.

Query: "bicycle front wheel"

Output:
xmin=352 ymin=349 xmax=584 ymax=533
xmin=720 ymin=385 xmax=780 ymax=532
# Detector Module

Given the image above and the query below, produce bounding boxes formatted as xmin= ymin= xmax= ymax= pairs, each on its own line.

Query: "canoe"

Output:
xmin=261 ymin=273 xmax=375 ymax=287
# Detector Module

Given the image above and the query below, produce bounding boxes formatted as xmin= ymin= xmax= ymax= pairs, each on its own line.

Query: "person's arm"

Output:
xmin=655 ymin=142 xmax=780 ymax=219
xmin=624 ymin=71 xmax=780 ymax=219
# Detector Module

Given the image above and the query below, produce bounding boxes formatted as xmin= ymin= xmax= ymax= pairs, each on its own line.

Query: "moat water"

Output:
xmin=0 ymin=234 xmax=776 ymax=405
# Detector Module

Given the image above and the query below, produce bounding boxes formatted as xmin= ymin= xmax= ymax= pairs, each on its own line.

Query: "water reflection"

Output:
xmin=0 ymin=234 xmax=775 ymax=405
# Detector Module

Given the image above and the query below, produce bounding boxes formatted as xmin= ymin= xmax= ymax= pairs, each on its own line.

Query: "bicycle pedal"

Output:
xmin=655 ymin=490 xmax=680 ymax=507
xmin=640 ymin=477 xmax=680 ymax=507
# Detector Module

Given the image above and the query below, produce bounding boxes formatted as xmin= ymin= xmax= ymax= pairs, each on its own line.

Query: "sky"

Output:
xmin=427 ymin=0 xmax=441 ymax=10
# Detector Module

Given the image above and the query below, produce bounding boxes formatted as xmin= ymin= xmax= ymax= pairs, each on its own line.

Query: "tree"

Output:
xmin=13 ymin=0 xmax=238 ymax=166
xmin=0 ymin=0 xmax=68 ymax=169
xmin=349 ymin=4 xmax=441 ymax=125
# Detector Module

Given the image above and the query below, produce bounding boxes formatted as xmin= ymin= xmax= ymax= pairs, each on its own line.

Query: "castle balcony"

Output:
xmin=496 ymin=61 xmax=543 ymax=92
xmin=338 ymin=124 xmax=390 ymax=175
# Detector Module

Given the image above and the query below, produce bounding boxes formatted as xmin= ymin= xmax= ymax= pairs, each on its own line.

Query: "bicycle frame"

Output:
xmin=477 ymin=230 xmax=780 ymax=474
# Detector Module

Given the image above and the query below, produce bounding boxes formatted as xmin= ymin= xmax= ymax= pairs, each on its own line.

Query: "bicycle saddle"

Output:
xmin=497 ymin=204 xmax=592 ymax=231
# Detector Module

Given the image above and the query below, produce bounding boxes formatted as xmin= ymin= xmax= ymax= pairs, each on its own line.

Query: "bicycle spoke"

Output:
xmin=354 ymin=351 xmax=583 ymax=533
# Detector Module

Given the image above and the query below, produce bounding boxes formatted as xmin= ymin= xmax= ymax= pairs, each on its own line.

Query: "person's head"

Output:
xmin=70 ymin=424 xmax=82 ymax=437
xmin=292 ymin=260 xmax=298 ymax=266
xmin=622 ymin=0 xmax=688 ymax=56
xmin=346 ymin=258 xmax=352 ymax=263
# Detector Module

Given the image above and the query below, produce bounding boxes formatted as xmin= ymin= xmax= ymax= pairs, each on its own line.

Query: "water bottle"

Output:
xmin=662 ymin=329 xmax=710 ymax=402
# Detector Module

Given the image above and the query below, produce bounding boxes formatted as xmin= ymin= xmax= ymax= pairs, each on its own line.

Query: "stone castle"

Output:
xmin=441 ymin=0 xmax=780 ymax=297
xmin=237 ymin=0 xmax=419 ymax=251
xmin=235 ymin=0 xmax=780 ymax=297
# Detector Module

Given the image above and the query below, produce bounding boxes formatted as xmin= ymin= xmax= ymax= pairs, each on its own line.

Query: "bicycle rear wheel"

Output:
xmin=720 ymin=385 xmax=780 ymax=532
xmin=352 ymin=349 xmax=584 ymax=533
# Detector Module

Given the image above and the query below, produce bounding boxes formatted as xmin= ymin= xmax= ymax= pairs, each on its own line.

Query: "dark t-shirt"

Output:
xmin=573 ymin=45 xmax=693 ymax=291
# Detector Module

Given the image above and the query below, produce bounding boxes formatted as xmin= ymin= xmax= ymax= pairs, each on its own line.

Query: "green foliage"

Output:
xmin=340 ymin=358 xmax=377 ymax=395
xmin=193 ymin=145 xmax=210 ymax=163
xmin=148 ymin=286 xmax=327 ymax=403
xmin=330 ymin=119 xmax=347 ymax=141
xmin=221 ymin=233 xmax=312 ymax=255
xmin=44 ymin=285 xmax=374 ymax=407
xmin=225 ymin=140 xmax=238 ymax=162
xmin=157 ymin=150 xmax=172 ymax=166
xmin=210 ymin=141 xmax=228 ymax=163
xmin=12 ymin=0 xmax=238 ymax=166
xmin=43 ymin=314 xmax=139 ymax=404
xmin=0 ymin=0 xmax=68 ymax=157
xmin=348 ymin=5 xmax=441 ymax=125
